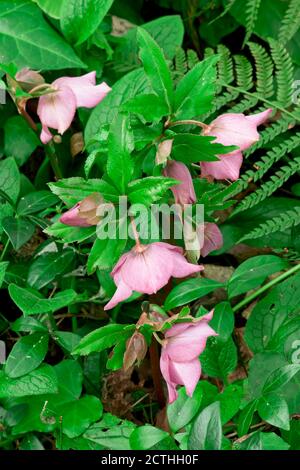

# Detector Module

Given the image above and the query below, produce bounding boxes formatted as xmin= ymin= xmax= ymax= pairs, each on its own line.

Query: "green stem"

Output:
xmin=46 ymin=142 xmax=63 ymax=180
xmin=222 ymin=83 xmax=299 ymax=121
xmin=167 ymin=119 xmax=209 ymax=131
xmin=232 ymin=263 xmax=300 ymax=313
xmin=0 ymin=239 xmax=10 ymax=262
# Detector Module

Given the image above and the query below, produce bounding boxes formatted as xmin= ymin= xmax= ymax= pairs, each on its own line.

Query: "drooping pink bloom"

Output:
xmin=15 ymin=68 xmax=45 ymax=92
xmin=197 ymin=222 xmax=223 ymax=257
xmin=201 ymin=109 xmax=272 ymax=181
xmin=37 ymin=72 xmax=111 ymax=144
xmin=160 ymin=311 xmax=217 ymax=403
xmin=163 ymin=160 xmax=196 ymax=205
xmin=60 ymin=193 xmax=103 ymax=227
xmin=104 ymin=242 xmax=203 ymax=310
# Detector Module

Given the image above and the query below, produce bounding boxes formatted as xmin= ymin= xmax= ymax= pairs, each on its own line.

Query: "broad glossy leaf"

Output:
xmin=258 ymin=393 xmax=290 ymax=430
xmin=73 ymin=324 xmax=135 ymax=355
xmin=2 ymin=216 xmax=35 ymax=250
xmin=59 ymin=395 xmax=103 ymax=438
xmin=4 ymin=116 xmax=39 ymax=166
xmin=201 ymin=336 xmax=238 ymax=379
xmin=164 ymin=278 xmax=224 ymax=310
xmin=167 ymin=383 xmax=203 ymax=433
xmin=5 ymin=332 xmax=49 ymax=378
xmin=209 ymin=301 xmax=234 ymax=342
xmin=0 ymin=157 xmax=20 ymax=203
xmin=188 ymin=402 xmax=222 ymax=450
xmin=130 ymin=425 xmax=177 ymax=450
xmin=17 ymin=191 xmax=59 ymax=216
xmin=27 ymin=250 xmax=75 ymax=289
xmin=0 ymin=364 xmax=58 ymax=398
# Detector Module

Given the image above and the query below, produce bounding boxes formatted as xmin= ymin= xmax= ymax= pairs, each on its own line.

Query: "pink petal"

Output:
xmin=200 ymin=222 xmax=223 ymax=257
xmin=201 ymin=150 xmax=243 ymax=181
xmin=170 ymin=251 xmax=203 ymax=278
xmin=55 ymin=72 xmax=111 ymax=108
xmin=159 ymin=350 xmax=178 ymax=403
xmin=60 ymin=204 xmax=92 ymax=227
xmin=166 ymin=322 xmax=217 ymax=362
xmin=40 ymin=125 xmax=53 ymax=144
xmin=208 ymin=114 xmax=260 ymax=151
xmin=104 ymin=280 xmax=133 ymax=310
xmin=246 ymin=108 xmax=273 ymax=127
xmin=169 ymin=358 xmax=201 ymax=397
xmin=37 ymin=86 xmax=77 ymax=135
xmin=163 ymin=161 xmax=196 ymax=205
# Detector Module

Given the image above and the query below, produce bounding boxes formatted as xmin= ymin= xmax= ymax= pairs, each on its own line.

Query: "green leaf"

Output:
xmin=4 ymin=116 xmax=39 ymax=166
xmin=59 ymin=395 xmax=103 ymax=438
xmin=209 ymin=301 xmax=234 ymax=342
xmin=54 ymin=331 xmax=81 ymax=353
xmin=137 ymin=27 xmax=173 ymax=113
xmin=218 ymin=384 xmax=243 ymax=424
xmin=245 ymin=271 xmax=300 ymax=353
xmin=201 ymin=336 xmax=238 ymax=379
xmin=164 ymin=278 xmax=224 ymax=310
xmin=48 ymin=177 xmax=119 ymax=207
xmin=2 ymin=216 xmax=35 ymax=250
xmin=11 ymin=316 xmax=48 ymax=333
xmin=19 ymin=433 xmax=44 ymax=450
xmin=172 ymin=134 xmax=235 ymax=164
xmin=44 ymin=223 xmax=95 ymax=243
xmin=106 ymin=339 xmax=127 ymax=371
xmin=87 ymin=237 xmax=127 ymax=274
xmin=85 ymin=69 xmax=150 ymax=151
xmin=174 ymin=56 xmax=219 ymax=119
xmin=83 ymin=414 xmax=135 ymax=450
xmin=54 ymin=360 xmax=83 ymax=403
xmin=107 ymin=114 xmax=134 ymax=193
xmin=27 ymin=250 xmax=75 ymax=290
xmin=32 ymin=0 xmax=64 ymax=18
xmin=263 ymin=364 xmax=300 ymax=394
xmin=0 ymin=364 xmax=58 ymax=398
xmin=17 ymin=191 xmax=59 ymax=216
xmin=167 ymin=383 xmax=203 ymax=433
xmin=237 ymin=400 xmax=258 ymax=437
xmin=0 ymin=157 xmax=20 ymax=204
xmin=258 ymin=393 xmax=290 ymax=430
xmin=130 ymin=425 xmax=176 ymax=450
xmin=5 ymin=333 xmax=49 ymax=378
xmin=60 ymin=0 xmax=113 ymax=45
xmin=228 ymin=255 xmax=289 ymax=298
xmin=0 ymin=261 xmax=9 ymax=288
xmin=123 ymin=94 xmax=169 ymax=121
xmin=188 ymin=402 xmax=222 ymax=450
xmin=9 ymin=284 xmax=78 ymax=315
xmin=73 ymin=324 xmax=135 ymax=356
xmin=0 ymin=1 xmax=85 ymax=70
xmin=260 ymin=432 xmax=290 ymax=450
xmin=128 ymin=177 xmax=178 ymax=206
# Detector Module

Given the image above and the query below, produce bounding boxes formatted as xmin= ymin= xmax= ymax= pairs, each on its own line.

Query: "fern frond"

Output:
xmin=234 ymin=55 xmax=253 ymax=90
xmin=278 ymin=0 xmax=300 ymax=46
xmin=217 ymin=45 xmax=234 ymax=84
xmin=231 ymin=133 xmax=300 ymax=196
xmin=239 ymin=207 xmax=300 ymax=242
xmin=244 ymin=116 xmax=296 ymax=157
xmin=187 ymin=49 xmax=198 ymax=69
xmin=248 ymin=42 xmax=274 ymax=98
xmin=269 ymin=39 xmax=294 ymax=106
xmin=232 ymin=157 xmax=300 ymax=215
xmin=243 ymin=0 xmax=262 ymax=45
xmin=229 ymin=96 xmax=259 ymax=113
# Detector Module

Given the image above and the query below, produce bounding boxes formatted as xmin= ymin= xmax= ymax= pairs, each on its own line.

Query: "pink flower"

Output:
xmin=60 ymin=193 xmax=103 ymax=227
xmin=197 ymin=222 xmax=223 ymax=257
xmin=160 ymin=311 xmax=217 ymax=403
xmin=163 ymin=160 xmax=196 ymax=205
xmin=104 ymin=242 xmax=203 ymax=310
xmin=201 ymin=109 xmax=272 ymax=181
xmin=37 ymin=72 xmax=111 ymax=144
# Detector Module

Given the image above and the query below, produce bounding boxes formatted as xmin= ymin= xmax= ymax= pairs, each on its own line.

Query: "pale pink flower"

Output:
xmin=37 ymin=72 xmax=111 ymax=144
xmin=104 ymin=242 xmax=203 ymax=310
xmin=60 ymin=193 xmax=103 ymax=227
xmin=201 ymin=109 xmax=272 ymax=181
xmin=163 ymin=160 xmax=196 ymax=205
xmin=160 ymin=311 xmax=217 ymax=403
xmin=197 ymin=222 xmax=223 ymax=257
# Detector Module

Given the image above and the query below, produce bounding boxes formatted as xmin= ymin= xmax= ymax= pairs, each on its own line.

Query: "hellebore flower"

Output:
xmin=197 ymin=222 xmax=223 ymax=257
xmin=160 ymin=311 xmax=217 ymax=403
xmin=163 ymin=160 xmax=196 ymax=205
xmin=60 ymin=193 xmax=103 ymax=227
xmin=104 ymin=242 xmax=203 ymax=310
xmin=37 ymin=71 xmax=111 ymax=144
xmin=123 ymin=331 xmax=148 ymax=371
xmin=201 ymin=109 xmax=272 ymax=181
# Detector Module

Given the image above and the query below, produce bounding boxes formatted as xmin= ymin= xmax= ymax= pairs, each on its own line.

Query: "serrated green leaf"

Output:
xmin=164 ymin=278 xmax=224 ymax=310
xmin=73 ymin=324 xmax=135 ymax=356
xmin=128 ymin=176 xmax=178 ymax=206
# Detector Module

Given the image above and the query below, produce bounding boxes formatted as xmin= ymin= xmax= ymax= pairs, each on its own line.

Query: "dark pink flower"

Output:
xmin=60 ymin=193 xmax=103 ymax=227
xmin=104 ymin=242 xmax=203 ymax=310
xmin=163 ymin=160 xmax=196 ymax=205
xmin=160 ymin=311 xmax=217 ymax=403
xmin=201 ymin=109 xmax=272 ymax=181
xmin=37 ymin=72 xmax=111 ymax=143
xmin=197 ymin=222 xmax=223 ymax=257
